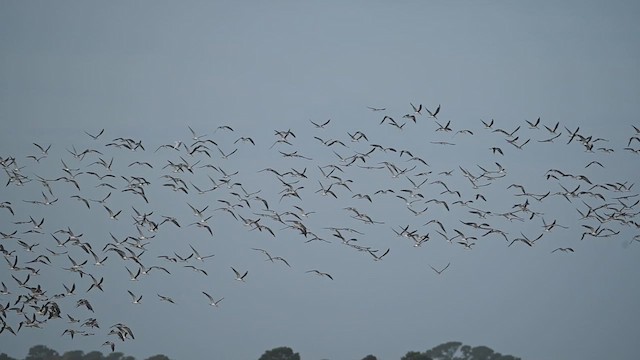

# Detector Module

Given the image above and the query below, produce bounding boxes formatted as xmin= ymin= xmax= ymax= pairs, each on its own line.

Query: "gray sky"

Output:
xmin=1 ymin=1 xmax=639 ymax=360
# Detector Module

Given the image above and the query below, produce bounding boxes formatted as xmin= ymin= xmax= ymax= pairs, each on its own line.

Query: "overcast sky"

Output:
xmin=1 ymin=1 xmax=640 ymax=360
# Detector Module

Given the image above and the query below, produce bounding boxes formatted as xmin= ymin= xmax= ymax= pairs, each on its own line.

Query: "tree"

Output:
xmin=25 ymin=345 xmax=60 ymax=360
xmin=83 ymin=351 xmax=105 ymax=360
xmin=469 ymin=346 xmax=494 ymax=360
xmin=104 ymin=353 xmax=135 ymax=360
xmin=424 ymin=341 xmax=462 ymax=360
xmin=60 ymin=350 xmax=84 ymax=360
xmin=361 ymin=355 xmax=377 ymax=360
xmin=423 ymin=342 xmax=521 ymax=360
xmin=400 ymin=351 xmax=432 ymax=360
xmin=459 ymin=345 xmax=472 ymax=359
xmin=144 ymin=356 xmax=170 ymax=360
xmin=258 ymin=347 xmax=300 ymax=360
xmin=0 ymin=354 xmax=18 ymax=360
xmin=104 ymin=353 xmax=124 ymax=360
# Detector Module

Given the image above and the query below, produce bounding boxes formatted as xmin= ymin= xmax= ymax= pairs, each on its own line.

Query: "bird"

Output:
xmin=306 ymin=269 xmax=333 ymax=280
xmin=271 ymin=256 xmax=291 ymax=267
xmin=429 ymin=262 xmax=451 ymax=275
xmin=70 ymin=195 xmax=91 ymax=209
xmin=509 ymin=232 xmax=544 ymax=247
xmin=551 ymin=247 xmax=574 ymax=253
xmin=315 ymin=181 xmax=338 ymax=198
xmin=544 ymin=121 xmax=560 ymax=133
xmin=525 ymin=117 xmax=541 ymax=129
xmin=481 ymin=119 xmax=494 ymax=128
xmin=234 ymin=137 xmax=255 ymax=145
xmin=538 ymin=133 xmax=562 ymax=143
xmin=231 ymin=267 xmax=248 ymax=282
xmin=369 ymin=248 xmax=390 ymax=261
xmin=189 ymin=244 xmax=215 ymax=261
xmin=188 ymin=126 xmax=207 ymax=141
xmin=0 ymin=282 xmax=11 ymax=295
xmin=102 ymin=341 xmax=116 ymax=352
xmin=86 ymin=274 xmax=104 ymax=292
xmin=76 ymin=299 xmax=94 ymax=312
xmin=310 ymin=119 xmax=331 ymax=128
xmin=426 ymin=104 xmax=441 ymax=119
xmin=202 ymin=291 xmax=224 ymax=307
xmin=218 ymin=147 xmax=238 ymax=159
xmin=157 ymin=294 xmax=175 ymax=304
xmin=127 ymin=290 xmax=143 ymax=304
xmin=125 ymin=267 xmax=142 ymax=281
xmin=103 ymin=205 xmax=122 ymax=220
xmin=84 ymin=129 xmax=105 ymax=140
xmin=33 ymin=143 xmax=52 ymax=156
xmin=410 ymin=102 xmax=422 ymax=115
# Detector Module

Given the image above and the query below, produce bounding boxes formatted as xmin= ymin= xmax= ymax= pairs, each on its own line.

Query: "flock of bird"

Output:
xmin=1 ymin=103 xmax=639 ymax=353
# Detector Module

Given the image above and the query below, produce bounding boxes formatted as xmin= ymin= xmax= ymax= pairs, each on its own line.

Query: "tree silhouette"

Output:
xmin=424 ymin=341 xmax=463 ymax=359
xmin=144 ymin=356 xmax=171 ymax=360
xmin=10 ymin=341 xmax=520 ymax=360
xmin=469 ymin=346 xmax=494 ymax=360
xmin=104 ymin=353 xmax=135 ymax=360
xmin=25 ymin=345 xmax=60 ymax=360
xmin=400 ymin=351 xmax=432 ymax=360
xmin=423 ymin=341 xmax=521 ymax=360
xmin=258 ymin=347 xmax=301 ymax=360
xmin=82 ymin=352 xmax=105 ymax=360
xmin=60 ymin=350 xmax=84 ymax=360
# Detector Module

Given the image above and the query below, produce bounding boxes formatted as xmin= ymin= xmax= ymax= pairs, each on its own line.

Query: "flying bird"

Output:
xmin=306 ymin=269 xmax=333 ymax=280
xmin=128 ymin=290 xmax=143 ymax=304
xmin=157 ymin=294 xmax=175 ymax=304
xmin=84 ymin=129 xmax=105 ymax=140
xmin=426 ymin=104 xmax=441 ymax=119
xmin=231 ymin=267 xmax=248 ymax=282
xmin=202 ymin=291 xmax=224 ymax=307
xmin=429 ymin=262 xmax=451 ymax=275
xmin=310 ymin=119 xmax=331 ymax=128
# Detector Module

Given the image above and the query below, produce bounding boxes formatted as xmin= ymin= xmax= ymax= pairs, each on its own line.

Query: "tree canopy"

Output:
xmin=16 ymin=347 xmax=139 ymax=360
xmin=258 ymin=347 xmax=301 ymax=360
xmin=401 ymin=351 xmax=433 ymax=360
xmin=143 ymin=356 xmax=170 ymax=360
xmin=10 ymin=342 xmax=520 ymax=360
xmin=409 ymin=341 xmax=522 ymax=360
xmin=24 ymin=345 xmax=60 ymax=360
